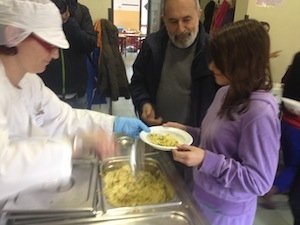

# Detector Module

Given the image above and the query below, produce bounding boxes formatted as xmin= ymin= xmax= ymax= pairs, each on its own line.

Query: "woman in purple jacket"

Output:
xmin=166 ymin=19 xmax=281 ymax=225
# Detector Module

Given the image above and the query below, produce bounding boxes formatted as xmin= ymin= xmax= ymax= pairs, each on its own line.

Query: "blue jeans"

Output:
xmin=61 ymin=94 xmax=87 ymax=109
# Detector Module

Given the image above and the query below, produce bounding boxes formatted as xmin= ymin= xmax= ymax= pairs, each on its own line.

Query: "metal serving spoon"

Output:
xmin=130 ymin=138 xmax=145 ymax=176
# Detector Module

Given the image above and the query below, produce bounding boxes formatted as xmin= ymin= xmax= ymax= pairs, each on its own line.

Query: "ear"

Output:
xmin=198 ymin=8 xmax=202 ymax=19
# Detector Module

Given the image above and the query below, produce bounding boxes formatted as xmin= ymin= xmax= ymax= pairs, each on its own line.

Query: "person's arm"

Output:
xmin=129 ymin=43 xmax=163 ymax=126
xmin=198 ymin=109 xmax=280 ymax=195
xmin=0 ymin=128 xmax=73 ymax=200
xmin=30 ymin=75 xmax=115 ymax=138
xmin=0 ymin=76 xmax=73 ymax=201
xmin=173 ymin=103 xmax=280 ymax=195
xmin=129 ymin=40 xmax=155 ymax=118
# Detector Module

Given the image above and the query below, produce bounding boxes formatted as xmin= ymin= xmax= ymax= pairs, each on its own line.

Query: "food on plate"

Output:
xmin=103 ymin=164 xmax=174 ymax=207
xmin=147 ymin=133 xmax=179 ymax=147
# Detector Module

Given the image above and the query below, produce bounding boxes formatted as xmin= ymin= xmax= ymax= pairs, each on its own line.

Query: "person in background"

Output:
xmin=284 ymin=53 xmax=300 ymax=225
xmin=129 ymin=0 xmax=218 ymax=188
xmin=262 ymin=52 xmax=300 ymax=210
xmin=203 ymin=0 xmax=216 ymax=33
xmin=39 ymin=0 xmax=96 ymax=109
xmin=165 ymin=19 xmax=280 ymax=225
xmin=210 ymin=0 xmax=235 ymax=35
xmin=0 ymin=0 xmax=149 ymax=204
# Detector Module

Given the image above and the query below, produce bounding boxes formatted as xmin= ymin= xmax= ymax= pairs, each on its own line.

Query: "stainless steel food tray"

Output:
xmin=98 ymin=155 xmax=182 ymax=213
xmin=116 ymin=135 xmax=156 ymax=156
xmin=7 ymin=210 xmax=208 ymax=225
xmin=5 ymin=151 xmax=209 ymax=225
xmin=3 ymin=161 xmax=99 ymax=215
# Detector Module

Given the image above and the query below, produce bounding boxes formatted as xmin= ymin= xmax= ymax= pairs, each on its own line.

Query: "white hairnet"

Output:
xmin=0 ymin=0 xmax=69 ymax=48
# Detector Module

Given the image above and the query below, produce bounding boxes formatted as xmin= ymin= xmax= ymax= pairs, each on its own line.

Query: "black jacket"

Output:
xmin=40 ymin=3 xmax=96 ymax=97
xmin=204 ymin=0 xmax=216 ymax=33
xmin=129 ymin=24 xmax=218 ymax=126
xmin=282 ymin=52 xmax=300 ymax=101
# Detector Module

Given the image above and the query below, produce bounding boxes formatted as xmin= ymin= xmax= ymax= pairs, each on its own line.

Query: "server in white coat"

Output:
xmin=0 ymin=0 xmax=149 ymax=202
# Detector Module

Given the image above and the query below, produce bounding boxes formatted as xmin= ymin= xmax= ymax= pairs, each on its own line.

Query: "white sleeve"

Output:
xmin=31 ymin=77 xmax=115 ymax=138
xmin=0 ymin=133 xmax=72 ymax=200
xmin=0 ymin=74 xmax=115 ymax=201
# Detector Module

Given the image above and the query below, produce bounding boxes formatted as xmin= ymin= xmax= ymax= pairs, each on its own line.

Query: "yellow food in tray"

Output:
xmin=147 ymin=133 xmax=179 ymax=147
xmin=103 ymin=164 xmax=174 ymax=207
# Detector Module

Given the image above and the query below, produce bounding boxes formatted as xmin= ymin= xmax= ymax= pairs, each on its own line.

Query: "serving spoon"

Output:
xmin=130 ymin=138 xmax=145 ymax=176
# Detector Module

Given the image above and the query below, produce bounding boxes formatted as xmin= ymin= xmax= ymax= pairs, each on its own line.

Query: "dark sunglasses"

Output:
xmin=30 ymin=34 xmax=57 ymax=52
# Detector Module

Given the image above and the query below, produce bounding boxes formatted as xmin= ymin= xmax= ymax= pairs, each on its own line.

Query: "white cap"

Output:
xmin=0 ymin=0 xmax=69 ymax=48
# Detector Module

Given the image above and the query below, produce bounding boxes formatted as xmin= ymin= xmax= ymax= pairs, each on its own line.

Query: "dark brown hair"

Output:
xmin=260 ymin=21 xmax=270 ymax=32
xmin=209 ymin=19 xmax=272 ymax=120
xmin=0 ymin=46 xmax=17 ymax=55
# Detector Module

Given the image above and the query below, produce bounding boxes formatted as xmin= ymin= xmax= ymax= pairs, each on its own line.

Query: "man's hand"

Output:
xmin=141 ymin=103 xmax=163 ymax=126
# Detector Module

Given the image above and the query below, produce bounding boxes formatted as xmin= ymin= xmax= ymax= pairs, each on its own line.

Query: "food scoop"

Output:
xmin=130 ymin=138 xmax=145 ymax=176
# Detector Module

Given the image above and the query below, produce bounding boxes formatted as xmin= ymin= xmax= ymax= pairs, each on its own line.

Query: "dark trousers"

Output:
xmin=275 ymin=121 xmax=300 ymax=193
xmin=60 ymin=94 xmax=87 ymax=109
xmin=289 ymin=167 xmax=300 ymax=225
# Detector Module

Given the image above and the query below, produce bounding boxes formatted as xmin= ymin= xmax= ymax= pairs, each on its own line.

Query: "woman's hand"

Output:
xmin=163 ymin=122 xmax=187 ymax=131
xmin=92 ymin=131 xmax=118 ymax=159
xmin=114 ymin=117 xmax=150 ymax=138
xmin=172 ymin=144 xmax=205 ymax=167
xmin=73 ymin=130 xmax=118 ymax=160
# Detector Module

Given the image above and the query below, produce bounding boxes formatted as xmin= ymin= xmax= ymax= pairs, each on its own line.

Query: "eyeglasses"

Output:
xmin=30 ymin=34 xmax=57 ymax=52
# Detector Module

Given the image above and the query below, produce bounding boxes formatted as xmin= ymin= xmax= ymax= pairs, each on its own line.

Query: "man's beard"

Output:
xmin=169 ymin=27 xmax=198 ymax=49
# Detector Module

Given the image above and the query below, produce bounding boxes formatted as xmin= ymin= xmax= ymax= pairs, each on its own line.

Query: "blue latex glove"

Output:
xmin=114 ymin=117 xmax=150 ymax=138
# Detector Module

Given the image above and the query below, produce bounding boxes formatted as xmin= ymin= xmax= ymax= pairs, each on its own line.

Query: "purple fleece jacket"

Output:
xmin=187 ymin=86 xmax=280 ymax=217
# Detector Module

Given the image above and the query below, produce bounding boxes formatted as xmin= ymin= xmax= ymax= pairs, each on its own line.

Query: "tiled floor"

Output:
xmin=97 ymin=51 xmax=294 ymax=225
xmin=255 ymin=195 xmax=293 ymax=225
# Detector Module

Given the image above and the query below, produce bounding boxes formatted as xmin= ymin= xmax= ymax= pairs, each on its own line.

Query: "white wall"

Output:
xmin=79 ymin=0 xmax=111 ymax=22
xmin=235 ymin=0 xmax=300 ymax=83
xmin=234 ymin=0 xmax=248 ymax=21
xmin=114 ymin=0 xmax=140 ymax=11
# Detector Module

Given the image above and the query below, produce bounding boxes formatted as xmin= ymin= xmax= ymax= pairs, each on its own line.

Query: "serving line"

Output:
xmin=4 ymin=137 xmax=208 ymax=225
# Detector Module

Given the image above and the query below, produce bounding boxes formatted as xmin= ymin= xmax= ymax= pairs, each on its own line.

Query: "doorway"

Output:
xmin=112 ymin=0 xmax=148 ymax=34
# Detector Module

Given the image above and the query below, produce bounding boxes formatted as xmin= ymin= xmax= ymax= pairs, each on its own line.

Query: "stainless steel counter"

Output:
xmin=3 ymin=138 xmax=209 ymax=225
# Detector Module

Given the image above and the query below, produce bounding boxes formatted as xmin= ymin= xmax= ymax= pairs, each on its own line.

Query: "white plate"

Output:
xmin=282 ymin=97 xmax=300 ymax=116
xmin=139 ymin=126 xmax=193 ymax=151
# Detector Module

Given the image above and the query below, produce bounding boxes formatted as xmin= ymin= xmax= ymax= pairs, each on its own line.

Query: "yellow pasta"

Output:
xmin=148 ymin=133 xmax=179 ymax=147
xmin=103 ymin=164 xmax=174 ymax=207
